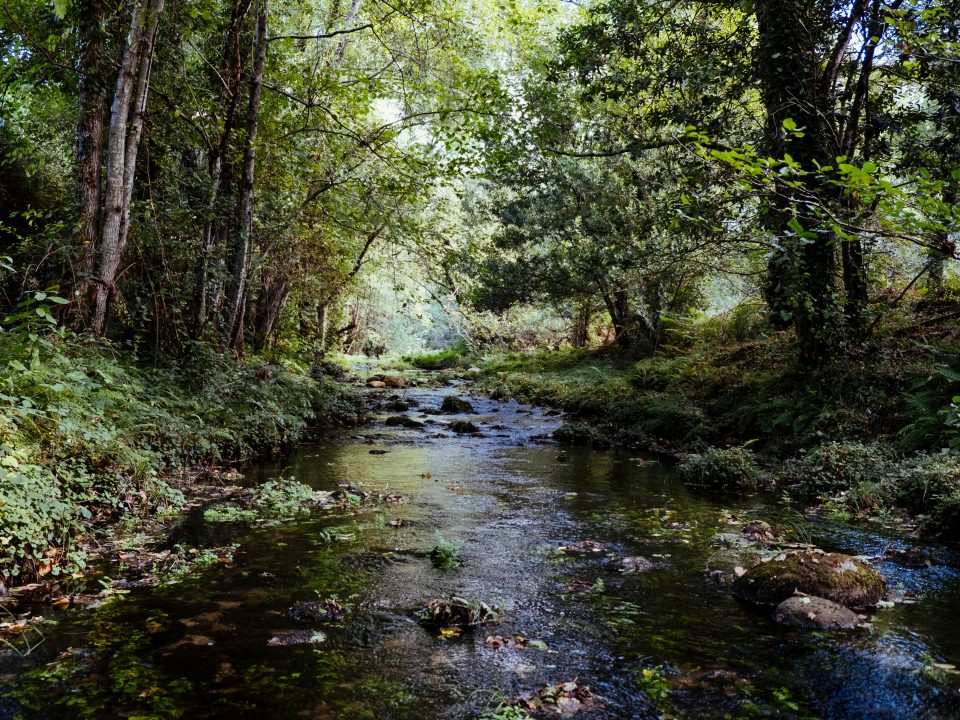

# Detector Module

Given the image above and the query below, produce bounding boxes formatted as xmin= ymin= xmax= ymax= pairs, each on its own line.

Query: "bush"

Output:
xmin=678 ymin=445 xmax=765 ymax=490
xmin=554 ymin=421 xmax=611 ymax=448
xmin=778 ymin=442 xmax=894 ymax=497
xmin=892 ymin=450 xmax=960 ymax=514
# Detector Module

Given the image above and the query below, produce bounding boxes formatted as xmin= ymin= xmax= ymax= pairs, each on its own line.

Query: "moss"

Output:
xmin=732 ymin=551 xmax=886 ymax=609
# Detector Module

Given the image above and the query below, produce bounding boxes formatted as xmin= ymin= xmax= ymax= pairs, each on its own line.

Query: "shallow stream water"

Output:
xmin=2 ymin=379 xmax=959 ymax=719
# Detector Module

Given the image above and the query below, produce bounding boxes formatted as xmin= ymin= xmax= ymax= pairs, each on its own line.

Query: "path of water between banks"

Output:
xmin=2 ymin=378 xmax=959 ymax=719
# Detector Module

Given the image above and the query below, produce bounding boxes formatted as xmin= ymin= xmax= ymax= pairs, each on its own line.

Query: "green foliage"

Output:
xmin=403 ymin=341 xmax=474 ymax=370
xmin=891 ymin=450 xmax=960 ymax=518
xmin=0 ymin=304 xmax=358 ymax=580
xmin=678 ymin=446 xmax=765 ymax=491
xmin=429 ymin=531 xmax=462 ymax=569
xmin=779 ymin=442 xmax=895 ymax=497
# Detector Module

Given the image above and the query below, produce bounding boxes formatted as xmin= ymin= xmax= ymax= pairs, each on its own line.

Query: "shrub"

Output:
xmin=778 ymin=442 xmax=894 ymax=497
xmin=553 ymin=421 xmax=611 ymax=449
xmin=892 ymin=450 xmax=960 ymax=514
xmin=678 ymin=445 xmax=765 ymax=490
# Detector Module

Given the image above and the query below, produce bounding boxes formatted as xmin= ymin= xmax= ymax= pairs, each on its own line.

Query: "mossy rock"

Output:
xmin=440 ymin=395 xmax=474 ymax=413
xmin=774 ymin=595 xmax=861 ymax=630
xmin=732 ymin=551 xmax=886 ymax=609
xmin=449 ymin=420 xmax=480 ymax=434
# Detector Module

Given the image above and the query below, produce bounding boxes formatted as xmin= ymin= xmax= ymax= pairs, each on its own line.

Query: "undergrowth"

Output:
xmin=0 ymin=292 xmax=364 ymax=582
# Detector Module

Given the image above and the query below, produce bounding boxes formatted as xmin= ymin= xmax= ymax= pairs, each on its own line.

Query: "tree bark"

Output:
xmin=222 ymin=0 xmax=267 ymax=350
xmin=193 ymin=0 xmax=254 ymax=336
xmin=571 ymin=303 xmax=590 ymax=348
xmin=754 ymin=0 xmax=841 ymax=363
xmin=71 ymin=0 xmax=107 ymax=319
xmin=88 ymin=0 xmax=165 ymax=335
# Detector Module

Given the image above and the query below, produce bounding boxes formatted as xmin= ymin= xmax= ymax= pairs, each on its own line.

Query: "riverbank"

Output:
xmin=0 ymin=334 xmax=365 ymax=585
xmin=447 ymin=310 xmax=960 ymax=537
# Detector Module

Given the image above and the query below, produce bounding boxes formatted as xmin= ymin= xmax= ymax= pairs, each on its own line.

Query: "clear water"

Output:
xmin=2 ymin=381 xmax=959 ymax=719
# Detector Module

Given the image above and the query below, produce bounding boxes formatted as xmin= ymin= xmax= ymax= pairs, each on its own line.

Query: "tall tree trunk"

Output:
xmin=600 ymin=287 xmax=634 ymax=350
xmin=252 ymin=273 xmax=289 ymax=351
xmin=71 ymin=0 xmax=106 ymax=320
xmin=838 ymin=0 xmax=888 ymax=333
xmin=88 ymin=0 xmax=165 ymax=335
xmin=754 ymin=0 xmax=843 ymax=364
xmin=571 ymin=303 xmax=590 ymax=348
xmin=193 ymin=0 xmax=254 ymax=336
xmin=223 ymin=0 xmax=267 ymax=350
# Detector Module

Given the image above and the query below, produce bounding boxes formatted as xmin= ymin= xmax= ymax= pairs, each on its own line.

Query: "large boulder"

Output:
xmin=774 ymin=595 xmax=861 ymax=630
xmin=732 ymin=550 xmax=885 ymax=609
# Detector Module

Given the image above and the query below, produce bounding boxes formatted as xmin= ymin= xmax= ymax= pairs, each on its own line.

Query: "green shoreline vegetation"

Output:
xmin=0 ymin=296 xmax=364 ymax=583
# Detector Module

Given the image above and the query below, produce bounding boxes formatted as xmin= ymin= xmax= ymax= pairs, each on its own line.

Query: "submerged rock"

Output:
xmin=774 ymin=595 xmax=861 ymax=630
xmin=440 ymin=395 xmax=474 ymax=413
xmin=880 ymin=547 xmax=931 ymax=568
xmin=556 ymin=540 xmax=607 ymax=555
xmin=289 ymin=598 xmax=345 ymax=623
xmin=609 ymin=556 xmax=656 ymax=573
xmin=740 ymin=521 xmax=776 ymax=545
xmin=449 ymin=420 xmax=480 ymax=434
xmin=385 ymin=415 xmax=424 ymax=429
xmin=732 ymin=550 xmax=886 ymax=609
xmin=422 ymin=596 xmax=500 ymax=632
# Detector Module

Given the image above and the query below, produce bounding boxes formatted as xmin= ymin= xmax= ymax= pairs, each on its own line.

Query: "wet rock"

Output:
xmin=740 ymin=521 xmax=776 ymax=545
xmin=880 ymin=547 xmax=931 ymax=568
xmin=505 ymin=680 xmax=602 ymax=716
xmin=369 ymin=449 xmax=389 ymax=455
xmin=556 ymin=540 xmax=607 ymax=555
xmin=267 ymin=629 xmax=327 ymax=646
xmin=440 ymin=395 xmax=474 ymax=413
xmin=366 ymin=380 xmax=387 ymax=388
xmin=732 ymin=550 xmax=886 ymax=609
xmin=385 ymin=415 xmax=424 ymax=429
xmin=385 ymin=399 xmax=410 ymax=411
xmin=774 ymin=595 xmax=861 ymax=630
xmin=289 ymin=598 xmax=344 ymax=623
xmin=421 ymin=596 xmax=500 ymax=632
xmin=449 ymin=420 xmax=480 ymax=434
xmin=383 ymin=375 xmax=407 ymax=389
xmin=609 ymin=556 xmax=656 ymax=574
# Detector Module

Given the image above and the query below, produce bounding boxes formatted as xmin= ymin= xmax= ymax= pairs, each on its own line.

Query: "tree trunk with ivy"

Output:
xmin=754 ymin=0 xmax=846 ymax=363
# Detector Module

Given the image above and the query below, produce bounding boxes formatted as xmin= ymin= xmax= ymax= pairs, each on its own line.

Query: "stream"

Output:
xmin=2 ymin=378 xmax=960 ymax=719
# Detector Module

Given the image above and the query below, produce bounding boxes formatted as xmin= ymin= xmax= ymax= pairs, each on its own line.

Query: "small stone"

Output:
xmin=609 ymin=556 xmax=656 ymax=573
